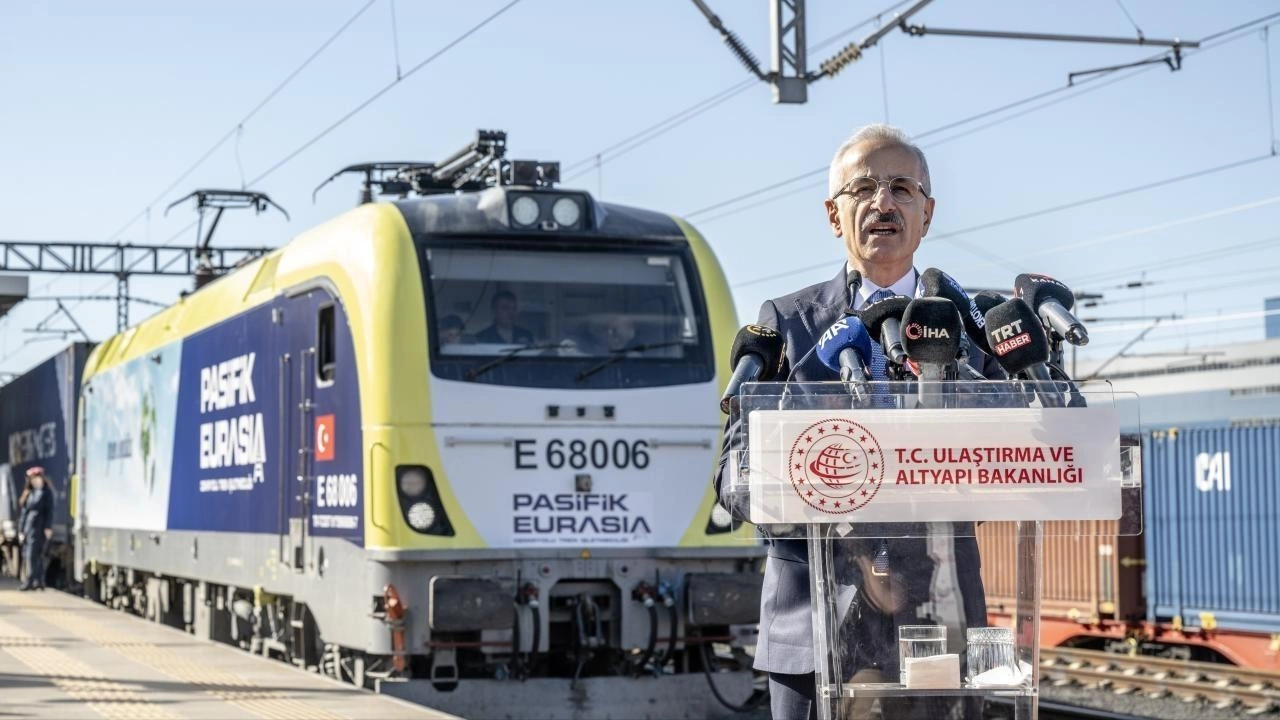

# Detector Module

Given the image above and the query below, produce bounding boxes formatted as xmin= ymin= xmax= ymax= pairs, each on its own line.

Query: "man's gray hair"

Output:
xmin=828 ymin=124 xmax=931 ymax=198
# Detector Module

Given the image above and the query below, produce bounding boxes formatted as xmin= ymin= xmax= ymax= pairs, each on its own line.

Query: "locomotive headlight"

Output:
xmin=709 ymin=504 xmax=733 ymax=529
xmin=407 ymin=502 xmax=436 ymax=531
xmin=510 ymin=195 xmax=539 ymax=226
xmin=398 ymin=467 xmax=428 ymax=498
xmin=551 ymin=196 xmax=581 ymax=227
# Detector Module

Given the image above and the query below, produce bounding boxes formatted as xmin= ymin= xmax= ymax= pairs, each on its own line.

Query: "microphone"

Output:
xmin=902 ymin=298 xmax=963 ymax=407
xmin=1014 ymin=273 xmax=1089 ymax=346
xmin=982 ymin=298 xmax=1063 ymax=407
xmin=972 ymin=290 xmax=1008 ymax=318
xmin=919 ymin=268 xmax=991 ymax=355
xmin=720 ymin=324 xmax=786 ymax=413
xmin=815 ymin=316 xmax=874 ymax=383
xmin=857 ymin=295 xmax=911 ymax=368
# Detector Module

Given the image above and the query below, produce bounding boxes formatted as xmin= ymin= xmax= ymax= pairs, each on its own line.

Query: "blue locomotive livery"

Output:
xmin=83 ymin=294 xmax=364 ymax=541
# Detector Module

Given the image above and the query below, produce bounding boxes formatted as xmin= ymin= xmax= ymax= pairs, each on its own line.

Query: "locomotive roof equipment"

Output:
xmin=164 ymin=189 xmax=289 ymax=289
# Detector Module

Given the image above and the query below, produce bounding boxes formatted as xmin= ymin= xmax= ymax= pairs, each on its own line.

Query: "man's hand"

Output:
xmin=43 ymin=528 xmax=52 ymax=540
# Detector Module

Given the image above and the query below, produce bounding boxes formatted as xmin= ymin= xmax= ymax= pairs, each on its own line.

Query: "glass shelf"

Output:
xmin=837 ymin=683 xmax=1035 ymax=699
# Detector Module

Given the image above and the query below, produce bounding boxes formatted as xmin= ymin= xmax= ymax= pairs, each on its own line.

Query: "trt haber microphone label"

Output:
xmin=990 ymin=317 xmax=1030 ymax=356
xmin=747 ymin=406 xmax=1121 ymax=524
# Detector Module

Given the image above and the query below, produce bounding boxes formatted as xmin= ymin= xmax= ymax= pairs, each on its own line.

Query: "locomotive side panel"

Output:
xmin=0 ymin=342 xmax=91 ymax=583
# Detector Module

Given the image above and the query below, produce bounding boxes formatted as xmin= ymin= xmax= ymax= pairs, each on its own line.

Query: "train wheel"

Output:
xmin=330 ymin=645 xmax=367 ymax=688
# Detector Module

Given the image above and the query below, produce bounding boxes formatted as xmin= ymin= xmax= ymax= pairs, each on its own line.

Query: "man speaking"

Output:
xmin=723 ymin=124 xmax=993 ymax=719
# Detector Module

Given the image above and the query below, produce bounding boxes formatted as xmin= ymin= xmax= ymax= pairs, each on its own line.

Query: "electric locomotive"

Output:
xmin=75 ymin=131 xmax=762 ymax=718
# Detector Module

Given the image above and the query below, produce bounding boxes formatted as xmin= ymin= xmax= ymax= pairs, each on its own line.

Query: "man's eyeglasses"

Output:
xmin=831 ymin=176 xmax=929 ymax=204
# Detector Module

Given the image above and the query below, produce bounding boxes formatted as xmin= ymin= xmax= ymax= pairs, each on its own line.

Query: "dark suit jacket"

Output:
xmin=474 ymin=324 xmax=534 ymax=345
xmin=716 ymin=266 xmax=999 ymax=676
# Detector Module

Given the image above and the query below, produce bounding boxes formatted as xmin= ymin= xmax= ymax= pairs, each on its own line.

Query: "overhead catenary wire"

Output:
xmin=1110 ymin=0 xmax=1145 ymax=38
xmin=1083 ymin=269 xmax=1280 ymax=309
xmin=1265 ymin=27 xmax=1277 ymax=155
xmin=247 ymin=0 xmax=522 ymax=188
xmin=694 ymin=14 xmax=1279 ymax=224
xmin=980 ymin=192 xmax=1280 ymax=270
xmin=1070 ymin=234 xmax=1280 ymax=286
xmin=21 ymin=0 xmax=381 ymax=322
xmin=730 ymin=152 xmax=1279 ymax=289
xmin=714 ymin=14 xmax=1280 ymax=290
xmin=100 ymin=0 xmax=379 ymax=249
xmin=61 ymin=0 xmax=521 ymax=326
xmin=9 ymin=0 xmax=523 ymax=366
xmin=562 ymin=0 xmax=916 ymax=182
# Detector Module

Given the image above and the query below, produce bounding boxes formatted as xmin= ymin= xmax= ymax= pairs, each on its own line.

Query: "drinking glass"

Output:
xmin=897 ymin=624 xmax=946 ymax=685
xmin=966 ymin=626 xmax=1020 ymax=686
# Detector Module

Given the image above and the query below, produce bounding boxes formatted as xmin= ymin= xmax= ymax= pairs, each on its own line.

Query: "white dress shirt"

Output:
xmin=850 ymin=266 xmax=920 ymax=311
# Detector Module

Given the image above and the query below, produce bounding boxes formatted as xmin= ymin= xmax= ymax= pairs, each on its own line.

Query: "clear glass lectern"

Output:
xmin=722 ymin=380 xmax=1142 ymax=720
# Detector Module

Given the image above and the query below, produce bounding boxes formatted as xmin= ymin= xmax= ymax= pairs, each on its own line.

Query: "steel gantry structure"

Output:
xmin=0 ymin=239 xmax=274 ymax=331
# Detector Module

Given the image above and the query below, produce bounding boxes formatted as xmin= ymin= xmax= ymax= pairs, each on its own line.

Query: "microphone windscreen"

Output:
xmin=856 ymin=295 xmax=911 ymax=340
xmin=901 ymin=297 xmax=962 ymax=364
xmin=973 ymin=290 xmax=1008 ymax=317
xmin=1014 ymin=273 xmax=1075 ymax=312
xmin=920 ymin=267 xmax=991 ymax=354
xmin=730 ymin=324 xmax=786 ymax=381
xmin=983 ymin=298 xmax=1050 ymax=375
xmin=815 ymin=316 xmax=874 ymax=372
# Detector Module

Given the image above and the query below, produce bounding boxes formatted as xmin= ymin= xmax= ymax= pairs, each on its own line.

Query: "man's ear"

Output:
xmin=921 ymin=196 xmax=935 ymax=236
xmin=825 ymin=199 xmax=842 ymax=237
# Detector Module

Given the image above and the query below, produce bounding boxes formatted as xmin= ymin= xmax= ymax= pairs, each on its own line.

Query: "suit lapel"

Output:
xmin=793 ymin=266 xmax=849 ymax=348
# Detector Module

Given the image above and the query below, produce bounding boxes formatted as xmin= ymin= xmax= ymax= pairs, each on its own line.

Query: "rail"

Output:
xmin=1041 ymin=647 xmax=1280 ymax=715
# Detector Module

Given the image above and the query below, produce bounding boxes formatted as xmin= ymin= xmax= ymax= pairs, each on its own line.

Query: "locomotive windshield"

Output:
xmin=422 ymin=242 xmax=714 ymax=389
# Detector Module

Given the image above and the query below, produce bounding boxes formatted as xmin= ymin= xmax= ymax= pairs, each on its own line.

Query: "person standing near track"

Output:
xmin=17 ymin=466 xmax=54 ymax=591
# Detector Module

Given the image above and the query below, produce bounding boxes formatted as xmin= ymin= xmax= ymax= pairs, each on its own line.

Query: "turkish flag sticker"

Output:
xmin=315 ymin=414 xmax=335 ymax=462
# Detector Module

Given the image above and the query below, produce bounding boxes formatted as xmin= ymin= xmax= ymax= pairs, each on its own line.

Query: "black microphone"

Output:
xmin=919 ymin=268 xmax=991 ymax=355
xmin=857 ymin=295 xmax=911 ymax=368
xmin=983 ymin=298 xmax=1063 ymax=407
xmin=720 ymin=324 xmax=786 ymax=413
xmin=1014 ymin=273 xmax=1089 ymax=346
xmin=973 ymin=290 xmax=1008 ymax=318
xmin=902 ymin=298 xmax=963 ymax=407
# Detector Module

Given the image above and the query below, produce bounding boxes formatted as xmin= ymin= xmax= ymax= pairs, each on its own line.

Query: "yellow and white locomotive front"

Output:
xmin=370 ymin=185 xmax=760 ymax=704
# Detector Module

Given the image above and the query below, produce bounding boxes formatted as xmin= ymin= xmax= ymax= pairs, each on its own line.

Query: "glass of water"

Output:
xmin=966 ymin=626 xmax=1021 ymax=686
xmin=897 ymin=624 xmax=947 ymax=685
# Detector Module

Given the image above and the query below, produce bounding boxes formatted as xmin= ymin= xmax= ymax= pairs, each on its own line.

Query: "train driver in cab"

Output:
xmin=475 ymin=290 xmax=534 ymax=345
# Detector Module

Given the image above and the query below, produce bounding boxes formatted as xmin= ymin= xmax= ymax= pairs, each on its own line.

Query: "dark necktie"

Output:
xmin=864 ymin=288 xmax=894 ymax=381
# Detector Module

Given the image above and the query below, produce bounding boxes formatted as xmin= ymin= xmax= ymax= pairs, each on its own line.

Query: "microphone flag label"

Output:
xmin=747 ymin=405 xmax=1122 ymax=524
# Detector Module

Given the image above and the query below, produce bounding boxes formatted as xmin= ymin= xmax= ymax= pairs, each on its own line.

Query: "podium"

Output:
xmin=721 ymin=380 xmax=1142 ymax=720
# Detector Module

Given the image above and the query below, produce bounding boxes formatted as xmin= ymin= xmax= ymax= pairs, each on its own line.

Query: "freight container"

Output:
xmin=978 ymin=520 xmax=1143 ymax=624
xmin=0 ymin=342 xmax=92 ymax=586
xmin=1144 ymin=424 xmax=1280 ymax=635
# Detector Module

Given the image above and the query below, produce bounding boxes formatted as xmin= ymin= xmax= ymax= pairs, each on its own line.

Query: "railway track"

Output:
xmin=1041 ymin=647 xmax=1280 ymax=715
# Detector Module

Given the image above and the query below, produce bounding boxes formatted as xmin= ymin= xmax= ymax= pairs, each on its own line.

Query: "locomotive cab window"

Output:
xmin=422 ymin=243 xmax=713 ymax=389
xmin=317 ymin=304 xmax=336 ymax=384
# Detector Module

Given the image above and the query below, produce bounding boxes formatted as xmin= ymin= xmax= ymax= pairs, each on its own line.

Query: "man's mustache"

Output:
xmin=862 ymin=211 xmax=902 ymax=230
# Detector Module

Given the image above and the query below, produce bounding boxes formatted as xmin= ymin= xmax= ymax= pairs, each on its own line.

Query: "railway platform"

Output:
xmin=0 ymin=578 xmax=455 ymax=720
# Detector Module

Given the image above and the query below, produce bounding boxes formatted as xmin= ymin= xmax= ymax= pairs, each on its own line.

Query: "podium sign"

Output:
xmin=748 ymin=406 xmax=1120 ymax=525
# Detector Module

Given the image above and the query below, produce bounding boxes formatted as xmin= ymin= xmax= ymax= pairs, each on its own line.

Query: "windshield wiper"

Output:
xmin=575 ymin=341 xmax=689 ymax=382
xmin=464 ymin=342 xmax=569 ymax=381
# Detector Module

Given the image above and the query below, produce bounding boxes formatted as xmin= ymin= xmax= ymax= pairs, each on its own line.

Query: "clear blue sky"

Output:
xmin=2 ymin=1 xmax=1278 ymax=375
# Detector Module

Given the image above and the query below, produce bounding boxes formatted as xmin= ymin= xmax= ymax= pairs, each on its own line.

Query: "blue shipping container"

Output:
xmin=1144 ymin=424 xmax=1280 ymax=634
